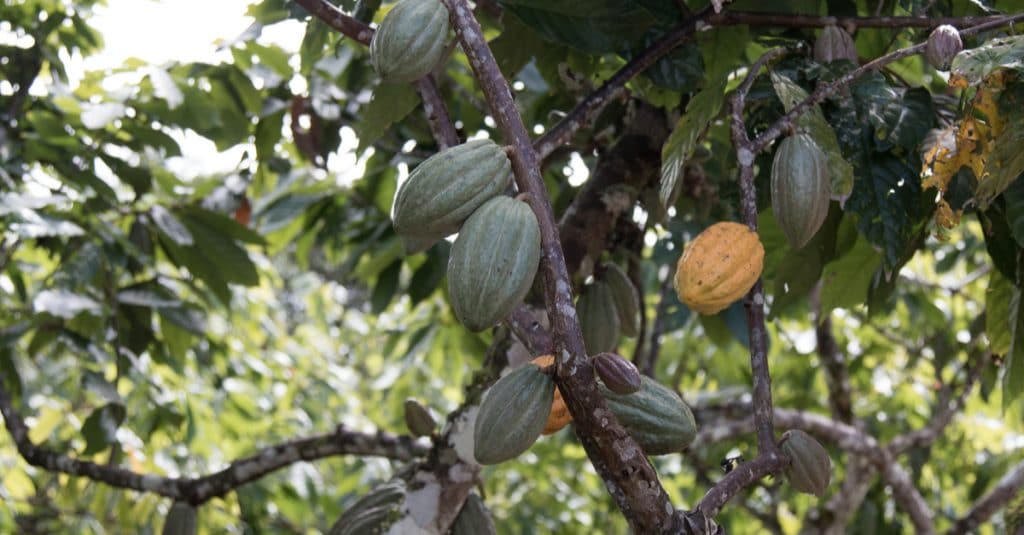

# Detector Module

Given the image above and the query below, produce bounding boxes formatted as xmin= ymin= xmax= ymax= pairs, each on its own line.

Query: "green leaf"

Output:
xmin=501 ymin=0 xmax=656 ymax=54
xmin=371 ymin=260 xmax=401 ymax=314
xmin=988 ymin=271 xmax=1013 ymax=356
xmin=771 ymin=72 xmax=855 ymax=201
xmin=178 ymin=206 xmax=266 ymax=245
xmin=844 ymin=152 xmax=926 ymax=271
xmin=1004 ymin=286 xmax=1024 ymax=409
xmin=408 ymin=245 xmax=449 ymax=305
xmin=976 ymin=82 xmax=1024 ymax=210
xmin=355 ymin=83 xmax=420 ymax=153
xmin=80 ymin=402 xmax=126 ymax=456
xmin=33 ymin=289 xmax=102 ymax=319
xmin=949 ymin=35 xmax=1024 ymax=87
xmin=820 ymin=236 xmax=882 ymax=314
xmin=659 ymin=83 xmax=725 ymax=212
xmin=151 ymin=205 xmax=194 ymax=246
xmin=1006 ymin=177 xmax=1024 ymax=248
xmin=491 ymin=12 xmax=551 ymax=78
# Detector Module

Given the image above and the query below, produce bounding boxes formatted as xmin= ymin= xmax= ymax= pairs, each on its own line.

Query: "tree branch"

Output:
xmin=440 ymin=1 xmax=679 ymax=531
xmin=0 ymin=373 xmax=428 ymax=505
xmin=946 ymin=460 xmax=1024 ymax=534
xmin=709 ymin=11 xmax=1012 ymax=29
xmin=534 ymin=7 xmax=712 ymax=161
xmin=505 ymin=304 xmax=553 ymax=355
xmin=749 ymin=13 xmax=1024 ymax=154
xmin=729 ymin=46 xmax=789 ymax=455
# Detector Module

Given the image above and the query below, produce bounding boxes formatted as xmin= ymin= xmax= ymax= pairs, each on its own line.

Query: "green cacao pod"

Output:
xmin=602 ymin=263 xmax=641 ymax=337
xmin=779 ymin=429 xmax=832 ymax=498
xmin=813 ymin=25 xmax=858 ymax=64
xmin=447 ymin=196 xmax=541 ymax=332
xmin=328 ymin=480 xmax=406 ymax=535
xmin=473 ymin=363 xmax=554 ymax=464
xmin=599 ymin=376 xmax=697 ymax=455
xmin=450 ymin=493 xmax=497 ymax=535
xmin=771 ymin=133 xmax=831 ymax=250
xmin=392 ymin=139 xmax=512 ymax=254
xmin=404 ymin=398 xmax=436 ymax=437
xmin=577 ymin=280 xmax=621 ymax=355
xmin=162 ymin=502 xmax=197 ymax=535
xmin=593 ymin=352 xmax=642 ymax=395
xmin=925 ymin=25 xmax=963 ymax=71
xmin=369 ymin=0 xmax=450 ymax=84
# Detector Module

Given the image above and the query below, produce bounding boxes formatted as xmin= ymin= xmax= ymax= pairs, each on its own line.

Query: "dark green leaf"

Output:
xmin=820 ymin=236 xmax=882 ymax=314
xmin=1003 ymin=286 xmax=1024 ymax=409
xmin=408 ymin=245 xmax=449 ymax=305
xmin=500 ymin=0 xmax=656 ymax=54
xmin=949 ymin=35 xmax=1024 ymax=87
xmin=371 ymin=260 xmax=401 ymax=314
xmin=80 ymin=402 xmax=127 ymax=456
xmin=355 ymin=83 xmax=421 ymax=153
xmin=152 ymin=205 xmax=194 ymax=246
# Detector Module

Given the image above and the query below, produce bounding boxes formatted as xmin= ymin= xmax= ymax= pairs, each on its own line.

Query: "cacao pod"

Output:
xmin=602 ymin=263 xmax=641 ymax=337
xmin=447 ymin=196 xmax=541 ymax=331
xmin=593 ymin=352 xmax=642 ymax=395
xmin=926 ymin=24 xmax=963 ymax=71
xmin=531 ymin=356 xmax=572 ymax=435
xmin=577 ymin=280 xmax=621 ymax=354
xmin=369 ymin=0 xmax=450 ymax=84
xmin=473 ymin=362 xmax=554 ymax=464
xmin=328 ymin=480 xmax=406 ymax=535
xmin=162 ymin=502 xmax=197 ymax=535
xmin=392 ymin=139 xmax=512 ymax=254
xmin=779 ymin=429 xmax=832 ymax=498
xmin=674 ymin=222 xmax=764 ymax=315
xmin=814 ymin=25 xmax=858 ymax=64
xmin=450 ymin=493 xmax=497 ymax=535
xmin=403 ymin=398 xmax=436 ymax=437
xmin=770 ymin=133 xmax=832 ymax=249
xmin=599 ymin=376 xmax=697 ymax=455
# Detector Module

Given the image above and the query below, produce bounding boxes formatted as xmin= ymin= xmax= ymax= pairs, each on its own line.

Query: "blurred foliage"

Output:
xmin=0 ymin=0 xmax=1023 ymax=533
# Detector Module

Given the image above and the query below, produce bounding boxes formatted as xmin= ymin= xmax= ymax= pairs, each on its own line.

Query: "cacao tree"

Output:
xmin=2 ymin=0 xmax=1024 ymax=533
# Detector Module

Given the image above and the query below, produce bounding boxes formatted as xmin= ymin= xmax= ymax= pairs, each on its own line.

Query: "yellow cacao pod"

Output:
xmin=531 ymin=355 xmax=572 ymax=435
xmin=673 ymin=222 xmax=764 ymax=315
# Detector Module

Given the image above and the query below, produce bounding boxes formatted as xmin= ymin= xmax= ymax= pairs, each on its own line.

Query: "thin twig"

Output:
xmin=729 ymin=46 xmax=789 ymax=455
xmin=0 ymin=374 xmax=427 ymax=505
xmin=440 ymin=1 xmax=679 ymax=531
xmin=709 ymin=11 xmax=1011 ymax=29
xmin=535 ymin=7 xmax=713 ymax=160
xmin=946 ymin=461 xmax=1024 ymax=534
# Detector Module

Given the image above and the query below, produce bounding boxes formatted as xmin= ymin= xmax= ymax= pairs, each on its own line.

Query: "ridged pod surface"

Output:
xmin=814 ymin=25 xmax=858 ymax=64
xmin=451 ymin=493 xmax=497 ymax=535
xmin=448 ymin=196 xmax=541 ymax=332
xmin=577 ymin=280 xmax=621 ymax=354
xmin=369 ymin=0 xmax=450 ymax=84
xmin=593 ymin=352 xmax=642 ymax=395
xmin=473 ymin=363 xmax=554 ymax=464
xmin=926 ymin=25 xmax=963 ymax=71
xmin=327 ymin=480 xmax=406 ymax=535
xmin=771 ymin=133 xmax=832 ymax=249
xmin=779 ymin=430 xmax=832 ymax=497
xmin=392 ymin=140 xmax=511 ymax=254
xmin=531 ymin=356 xmax=572 ymax=435
xmin=602 ymin=263 xmax=641 ymax=337
xmin=162 ymin=502 xmax=197 ymax=535
xmin=599 ymin=377 xmax=697 ymax=455
xmin=674 ymin=222 xmax=765 ymax=315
